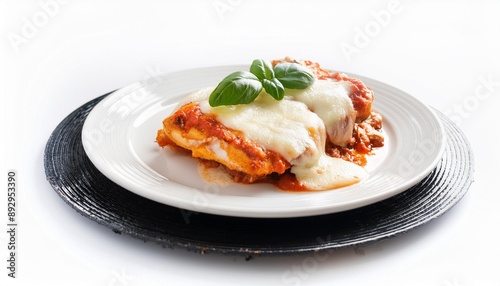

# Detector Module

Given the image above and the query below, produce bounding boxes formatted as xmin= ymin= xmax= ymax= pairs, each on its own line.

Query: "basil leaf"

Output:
xmin=208 ymin=60 xmax=316 ymax=107
xmin=209 ymin=71 xmax=263 ymax=107
xmin=250 ymin=59 xmax=274 ymax=80
xmin=262 ymin=78 xmax=285 ymax=100
xmin=274 ymin=62 xmax=315 ymax=89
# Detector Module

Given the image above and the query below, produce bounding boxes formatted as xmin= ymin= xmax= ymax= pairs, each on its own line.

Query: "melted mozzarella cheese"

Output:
xmin=292 ymin=156 xmax=366 ymax=190
xmin=200 ymin=93 xmax=324 ymax=163
xmin=181 ymin=80 xmax=367 ymax=190
xmin=207 ymin=138 xmax=229 ymax=161
xmin=288 ymin=80 xmax=355 ymax=147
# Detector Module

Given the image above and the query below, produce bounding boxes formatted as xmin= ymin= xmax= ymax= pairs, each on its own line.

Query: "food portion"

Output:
xmin=156 ymin=57 xmax=384 ymax=191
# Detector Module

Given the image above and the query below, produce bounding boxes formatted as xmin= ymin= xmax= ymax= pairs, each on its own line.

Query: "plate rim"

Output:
xmin=81 ymin=65 xmax=446 ymax=218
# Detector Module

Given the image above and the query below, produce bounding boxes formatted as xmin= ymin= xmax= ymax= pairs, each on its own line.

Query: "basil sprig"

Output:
xmin=209 ymin=59 xmax=315 ymax=107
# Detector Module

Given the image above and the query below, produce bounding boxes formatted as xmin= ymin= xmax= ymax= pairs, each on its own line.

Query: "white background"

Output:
xmin=1 ymin=0 xmax=499 ymax=285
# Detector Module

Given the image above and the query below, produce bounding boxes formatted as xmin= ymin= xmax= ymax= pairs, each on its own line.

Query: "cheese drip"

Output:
xmin=287 ymin=80 xmax=355 ymax=147
xmin=182 ymin=80 xmax=367 ymax=190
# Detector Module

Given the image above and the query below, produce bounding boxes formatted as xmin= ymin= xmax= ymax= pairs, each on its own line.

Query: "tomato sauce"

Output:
xmin=159 ymin=58 xmax=384 ymax=192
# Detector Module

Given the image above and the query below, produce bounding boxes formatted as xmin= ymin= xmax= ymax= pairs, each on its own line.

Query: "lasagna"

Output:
xmin=156 ymin=57 xmax=384 ymax=191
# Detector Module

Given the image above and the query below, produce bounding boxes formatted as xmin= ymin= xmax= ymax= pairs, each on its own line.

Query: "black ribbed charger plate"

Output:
xmin=44 ymin=94 xmax=474 ymax=255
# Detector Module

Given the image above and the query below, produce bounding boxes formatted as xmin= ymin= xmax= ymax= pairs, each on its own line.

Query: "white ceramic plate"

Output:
xmin=82 ymin=65 xmax=445 ymax=218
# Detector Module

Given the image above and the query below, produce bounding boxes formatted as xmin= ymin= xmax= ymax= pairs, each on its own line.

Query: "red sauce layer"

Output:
xmin=159 ymin=58 xmax=385 ymax=192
